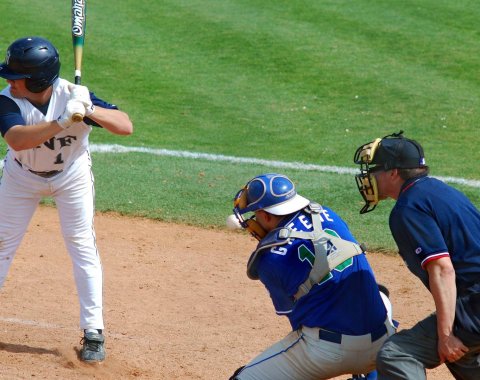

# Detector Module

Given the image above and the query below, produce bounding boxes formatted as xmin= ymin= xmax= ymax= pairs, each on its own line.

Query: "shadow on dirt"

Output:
xmin=0 ymin=341 xmax=60 ymax=356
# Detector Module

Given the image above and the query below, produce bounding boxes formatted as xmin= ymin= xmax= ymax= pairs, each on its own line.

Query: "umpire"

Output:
xmin=353 ymin=131 xmax=480 ymax=379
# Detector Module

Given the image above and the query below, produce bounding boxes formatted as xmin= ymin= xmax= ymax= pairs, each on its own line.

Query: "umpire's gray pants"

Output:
xmin=376 ymin=313 xmax=480 ymax=380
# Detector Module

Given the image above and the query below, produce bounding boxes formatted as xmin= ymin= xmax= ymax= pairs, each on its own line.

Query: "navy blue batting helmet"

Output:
xmin=0 ymin=36 xmax=60 ymax=93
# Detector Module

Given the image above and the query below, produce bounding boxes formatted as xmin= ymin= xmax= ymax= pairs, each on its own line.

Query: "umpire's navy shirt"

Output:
xmin=389 ymin=175 xmax=480 ymax=291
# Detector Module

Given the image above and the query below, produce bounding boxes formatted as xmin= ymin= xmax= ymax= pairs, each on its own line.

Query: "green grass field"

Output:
xmin=0 ymin=0 xmax=479 ymax=251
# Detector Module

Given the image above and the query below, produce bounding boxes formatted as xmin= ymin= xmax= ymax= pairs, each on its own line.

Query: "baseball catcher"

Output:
xmin=229 ymin=173 xmax=396 ymax=380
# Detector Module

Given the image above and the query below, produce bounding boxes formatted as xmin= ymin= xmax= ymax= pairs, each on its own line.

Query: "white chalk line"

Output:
xmin=0 ymin=145 xmax=477 ymax=338
xmin=89 ymin=144 xmax=480 ymax=188
xmin=0 ymin=317 xmax=64 ymax=330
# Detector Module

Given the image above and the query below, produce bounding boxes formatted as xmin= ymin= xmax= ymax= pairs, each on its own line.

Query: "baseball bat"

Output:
xmin=71 ymin=0 xmax=87 ymax=122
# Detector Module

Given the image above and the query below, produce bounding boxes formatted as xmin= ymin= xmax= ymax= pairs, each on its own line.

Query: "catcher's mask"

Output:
xmin=233 ymin=173 xmax=310 ymax=240
xmin=353 ymin=131 xmax=426 ymax=214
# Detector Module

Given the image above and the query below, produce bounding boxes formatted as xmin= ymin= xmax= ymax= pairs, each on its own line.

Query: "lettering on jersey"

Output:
xmin=311 ymin=209 xmax=333 ymax=224
xmin=41 ymin=135 xmax=78 ymax=150
xmin=321 ymin=209 xmax=333 ymax=222
xmin=42 ymin=139 xmax=54 ymax=150
xmin=57 ymin=135 xmax=78 ymax=147
xmin=298 ymin=215 xmax=312 ymax=229
xmin=54 ymin=153 xmax=64 ymax=164
xmin=270 ymin=246 xmax=288 ymax=256
xmin=285 ymin=221 xmax=298 ymax=246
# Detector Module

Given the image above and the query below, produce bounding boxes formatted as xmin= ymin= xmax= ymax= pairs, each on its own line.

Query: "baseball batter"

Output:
xmin=229 ymin=173 xmax=396 ymax=380
xmin=0 ymin=36 xmax=133 ymax=362
xmin=354 ymin=131 xmax=480 ymax=379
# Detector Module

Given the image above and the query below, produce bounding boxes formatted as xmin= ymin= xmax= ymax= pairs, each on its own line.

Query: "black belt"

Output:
xmin=318 ymin=323 xmax=388 ymax=344
xmin=15 ymin=158 xmax=62 ymax=178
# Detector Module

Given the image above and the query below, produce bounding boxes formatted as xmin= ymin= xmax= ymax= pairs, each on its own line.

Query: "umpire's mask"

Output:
xmin=353 ymin=138 xmax=382 ymax=214
xmin=353 ymin=131 xmax=427 ymax=214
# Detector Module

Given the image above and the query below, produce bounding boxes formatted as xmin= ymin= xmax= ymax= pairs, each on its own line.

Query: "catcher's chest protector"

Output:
xmin=247 ymin=203 xmax=364 ymax=300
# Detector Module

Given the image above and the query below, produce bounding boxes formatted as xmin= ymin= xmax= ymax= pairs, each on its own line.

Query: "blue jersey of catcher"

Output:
xmin=251 ymin=206 xmax=387 ymax=335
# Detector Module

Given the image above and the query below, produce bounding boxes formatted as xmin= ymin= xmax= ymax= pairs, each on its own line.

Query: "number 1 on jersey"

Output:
xmin=54 ymin=153 xmax=64 ymax=164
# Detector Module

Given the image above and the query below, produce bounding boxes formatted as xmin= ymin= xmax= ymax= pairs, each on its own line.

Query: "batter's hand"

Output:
xmin=438 ymin=333 xmax=469 ymax=363
xmin=57 ymin=99 xmax=86 ymax=129
xmin=70 ymin=84 xmax=95 ymax=116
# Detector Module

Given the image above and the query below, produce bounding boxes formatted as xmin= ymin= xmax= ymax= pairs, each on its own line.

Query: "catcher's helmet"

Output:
xmin=0 ymin=36 xmax=60 ymax=93
xmin=233 ymin=173 xmax=310 ymax=240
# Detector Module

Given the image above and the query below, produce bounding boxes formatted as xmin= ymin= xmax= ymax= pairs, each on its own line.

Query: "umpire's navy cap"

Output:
xmin=372 ymin=134 xmax=426 ymax=170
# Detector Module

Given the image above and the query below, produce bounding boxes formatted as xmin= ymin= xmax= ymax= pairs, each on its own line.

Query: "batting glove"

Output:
xmin=57 ymin=99 xmax=86 ymax=129
xmin=70 ymin=84 xmax=95 ymax=116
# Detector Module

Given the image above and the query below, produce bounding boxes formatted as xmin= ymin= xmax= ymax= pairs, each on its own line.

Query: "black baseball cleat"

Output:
xmin=80 ymin=331 xmax=106 ymax=362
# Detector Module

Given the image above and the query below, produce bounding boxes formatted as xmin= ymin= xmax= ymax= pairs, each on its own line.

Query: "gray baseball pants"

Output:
xmin=376 ymin=312 xmax=480 ymax=380
xmin=236 ymin=319 xmax=396 ymax=380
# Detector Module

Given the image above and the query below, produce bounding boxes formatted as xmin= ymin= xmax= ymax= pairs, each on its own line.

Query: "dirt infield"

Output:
xmin=0 ymin=206 xmax=452 ymax=379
